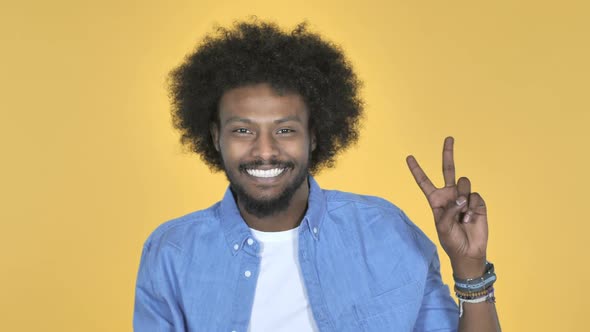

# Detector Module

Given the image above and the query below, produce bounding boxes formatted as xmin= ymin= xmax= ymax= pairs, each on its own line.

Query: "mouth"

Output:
xmin=245 ymin=168 xmax=287 ymax=178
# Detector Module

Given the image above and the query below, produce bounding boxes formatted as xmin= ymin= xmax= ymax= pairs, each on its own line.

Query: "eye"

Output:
xmin=276 ymin=128 xmax=294 ymax=134
xmin=232 ymin=128 xmax=252 ymax=134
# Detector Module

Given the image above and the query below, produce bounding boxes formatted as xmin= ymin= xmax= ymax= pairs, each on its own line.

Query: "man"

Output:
xmin=134 ymin=20 xmax=501 ymax=331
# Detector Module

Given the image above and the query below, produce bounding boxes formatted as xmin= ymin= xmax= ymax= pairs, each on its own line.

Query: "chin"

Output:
xmin=225 ymin=166 xmax=309 ymax=218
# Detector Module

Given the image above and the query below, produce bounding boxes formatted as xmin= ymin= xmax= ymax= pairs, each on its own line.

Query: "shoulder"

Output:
xmin=322 ymin=189 xmax=437 ymax=261
xmin=324 ymin=189 xmax=402 ymax=215
xmin=142 ymin=202 xmax=222 ymax=253
xmin=323 ymin=189 xmax=412 ymax=230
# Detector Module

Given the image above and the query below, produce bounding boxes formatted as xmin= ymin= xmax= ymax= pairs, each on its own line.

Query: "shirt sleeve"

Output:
xmin=413 ymin=251 xmax=459 ymax=332
xmin=133 ymin=242 xmax=184 ymax=332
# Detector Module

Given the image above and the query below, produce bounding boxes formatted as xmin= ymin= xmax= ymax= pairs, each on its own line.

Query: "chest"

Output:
xmin=177 ymin=232 xmax=425 ymax=332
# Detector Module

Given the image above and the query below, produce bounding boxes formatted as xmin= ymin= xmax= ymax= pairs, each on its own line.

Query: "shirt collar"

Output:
xmin=219 ymin=175 xmax=327 ymax=254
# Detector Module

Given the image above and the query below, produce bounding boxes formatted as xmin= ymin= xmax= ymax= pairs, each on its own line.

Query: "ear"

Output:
xmin=310 ymin=130 xmax=317 ymax=152
xmin=210 ymin=122 xmax=220 ymax=152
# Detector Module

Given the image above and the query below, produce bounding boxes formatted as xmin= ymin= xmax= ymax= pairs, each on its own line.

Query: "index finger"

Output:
xmin=406 ymin=155 xmax=436 ymax=198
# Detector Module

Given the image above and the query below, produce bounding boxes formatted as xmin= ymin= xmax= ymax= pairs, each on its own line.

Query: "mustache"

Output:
xmin=239 ymin=159 xmax=295 ymax=171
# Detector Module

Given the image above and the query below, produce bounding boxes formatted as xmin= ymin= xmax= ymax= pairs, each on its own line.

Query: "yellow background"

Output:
xmin=1 ymin=0 xmax=588 ymax=331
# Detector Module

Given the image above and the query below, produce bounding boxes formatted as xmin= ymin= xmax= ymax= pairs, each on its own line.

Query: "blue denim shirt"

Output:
xmin=134 ymin=177 xmax=459 ymax=331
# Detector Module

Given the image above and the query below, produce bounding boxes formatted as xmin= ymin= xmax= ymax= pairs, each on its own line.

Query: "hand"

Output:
xmin=406 ymin=137 xmax=488 ymax=279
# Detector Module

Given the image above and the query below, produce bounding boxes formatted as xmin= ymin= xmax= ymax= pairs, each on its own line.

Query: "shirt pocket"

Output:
xmin=352 ymin=280 xmax=421 ymax=331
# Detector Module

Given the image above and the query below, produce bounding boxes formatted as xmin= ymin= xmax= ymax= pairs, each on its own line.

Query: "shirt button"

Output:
xmin=233 ymin=244 xmax=239 ymax=251
xmin=247 ymin=238 xmax=254 ymax=245
xmin=313 ymin=227 xmax=318 ymax=234
xmin=244 ymin=270 xmax=252 ymax=278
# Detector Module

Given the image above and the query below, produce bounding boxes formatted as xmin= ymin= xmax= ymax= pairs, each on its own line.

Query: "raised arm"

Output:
xmin=406 ymin=137 xmax=501 ymax=332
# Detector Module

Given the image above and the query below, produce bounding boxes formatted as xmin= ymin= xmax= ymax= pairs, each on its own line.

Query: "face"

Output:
xmin=211 ymin=83 xmax=316 ymax=218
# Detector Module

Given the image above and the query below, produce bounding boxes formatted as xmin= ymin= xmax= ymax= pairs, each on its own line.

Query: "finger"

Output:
xmin=457 ymin=177 xmax=471 ymax=213
xmin=435 ymin=195 xmax=468 ymax=235
xmin=462 ymin=192 xmax=487 ymax=223
xmin=442 ymin=136 xmax=456 ymax=187
xmin=406 ymin=155 xmax=437 ymax=198
xmin=461 ymin=193 xmax=489 ymax=254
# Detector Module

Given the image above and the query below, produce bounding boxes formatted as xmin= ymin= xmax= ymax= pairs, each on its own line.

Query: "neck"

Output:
xmin=238 ymin=178 xmax=310 ymax=232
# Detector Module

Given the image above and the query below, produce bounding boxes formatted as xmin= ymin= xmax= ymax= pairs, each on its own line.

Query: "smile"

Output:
xmin=245 ymin=168 xmax=286 ymax=178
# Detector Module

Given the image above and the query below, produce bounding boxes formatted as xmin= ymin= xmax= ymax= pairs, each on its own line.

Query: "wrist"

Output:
xmin=453 ymin=261 xmax=497 ymax=318
xmin=454 ymin=261 xmax=496 ymax=293
xmin=451 ymin=258 xmax=487 ymax=279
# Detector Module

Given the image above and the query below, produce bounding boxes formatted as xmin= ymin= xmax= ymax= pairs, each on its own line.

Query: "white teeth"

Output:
xmin=246 ymin=168 xmax=285 ymax=178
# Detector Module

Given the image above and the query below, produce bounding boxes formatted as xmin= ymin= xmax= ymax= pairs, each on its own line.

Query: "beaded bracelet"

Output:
xmin=455 ymin=286 xmax=494 ymax=300
xmin=454 ymin=262 xmax=497 ymax=317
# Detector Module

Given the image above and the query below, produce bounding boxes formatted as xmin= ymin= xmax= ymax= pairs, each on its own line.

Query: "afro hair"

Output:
xmin=168 ymin=19 xmax=364 ymax=174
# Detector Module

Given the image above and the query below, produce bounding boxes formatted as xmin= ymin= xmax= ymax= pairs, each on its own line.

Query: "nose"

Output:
xmin=252 ymin=131 xmax=279 ymax=160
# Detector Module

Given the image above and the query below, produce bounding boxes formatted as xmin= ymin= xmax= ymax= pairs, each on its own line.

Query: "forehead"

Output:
xmin=218 ymin=83 xmax=308 ymax=123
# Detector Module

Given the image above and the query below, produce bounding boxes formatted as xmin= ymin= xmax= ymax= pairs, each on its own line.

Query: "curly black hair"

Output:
xmin=168 ymin=19 xmax=363 ymax=174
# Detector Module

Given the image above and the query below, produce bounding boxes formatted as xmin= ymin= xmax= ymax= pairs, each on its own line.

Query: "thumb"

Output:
xmin=436 ymin=196 xmax=467 ymax=234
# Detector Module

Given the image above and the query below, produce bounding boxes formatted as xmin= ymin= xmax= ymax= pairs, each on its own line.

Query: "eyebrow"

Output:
xmin=223 ymin=115 xmax=302 ymax=125
xmin=223 ymin=117 xmax=252 ymax=125
xmin=274 ymin=115 xmax=301 ymax=124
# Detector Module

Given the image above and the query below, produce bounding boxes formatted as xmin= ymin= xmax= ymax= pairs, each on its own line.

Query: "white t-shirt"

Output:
xmin=247 ymin=226 xmax=319 ymax=332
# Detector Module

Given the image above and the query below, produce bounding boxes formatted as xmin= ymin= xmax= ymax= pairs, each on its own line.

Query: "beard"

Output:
xmin=222 ymin=157 xmax=310 ymax=219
